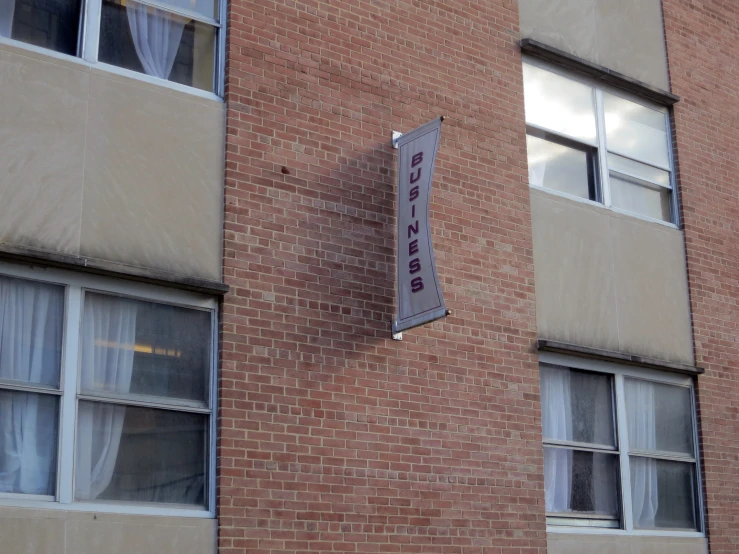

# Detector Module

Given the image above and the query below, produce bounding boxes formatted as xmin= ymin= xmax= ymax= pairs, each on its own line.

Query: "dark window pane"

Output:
xmin=98 ymin=0 xmax=216 ymax=92
xmin=543 ymin=447 xmax=620 ymax=519
xmin=81 ymin=293 xmax=212 ymax=403
xmin=0 ymin=390 xmax=59 ymax=495
xmin=631 ymin=457 xmax=697 ymax=530
xmin=540 ymin=366 xmax=615 ymax=447
xmin=0 ymin=275 xmax=64 ymax=388
xmin=75 ymin=402 xmax=207 ymax=506
xmin=4 ymin=0 xmax=81 ymax=55
xmin=527 ymin=135 xmax=596 ymax=200
xmin=570 ymin=370 xmax=615 ymax=446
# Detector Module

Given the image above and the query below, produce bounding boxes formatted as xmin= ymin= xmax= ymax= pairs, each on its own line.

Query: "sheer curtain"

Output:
xmin=0 ymin=278 xmax=63 ymax=494
xmin=541 ymin=367 xmax=573 ymax=512
xmin=528 ymin=157 xmax=547 ymax=188
xmin=75 ymin=295 xmax=137 ymax=500
xmin=626 ymin=379 xmax=659 ymax=527
xmin=0 ymin=0 xmax=14 ymax=37
xmin=126 ymin=2 xmax=186 ymax=80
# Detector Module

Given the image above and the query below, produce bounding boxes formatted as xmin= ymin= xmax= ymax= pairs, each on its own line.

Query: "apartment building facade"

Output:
xmin=0 ymin=0 xmax=736 ymax=553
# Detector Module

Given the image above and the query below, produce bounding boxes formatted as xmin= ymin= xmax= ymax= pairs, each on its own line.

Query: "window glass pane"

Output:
xmin=604 ymin=93 xmax=669 ymax=168
xmin=544 ymin=447 xmax=620 ymax=518
xmin=608 ymin=154 xmax=670 ymax=187
xmin=75 ymin=402 xmax=207 ymax=506
xmin=541 ymin=366 xmax=615 ymax=447
xmin=0 ymin=390 xmax=59 ymax=495
xmin=0 ymin=275 xmax=64 ymax=388
xmin=527 ymin=135 xmax=595 ymax=200
xmin=2 ymin=0 xmax=81 ymax=55
xmin=625 ymin=379 xmax=694 ymax=455
xmin=610 ymin=175 xmax=671 ymax=222
xmin=80 ymin=293 xmax=211 ymax=403
xmin=99 ymin=0 xmax=216 ymax=92
xmin=523 ymin=64 xmax=597 ymax=143
xmin=630 ymin=457 xmax=697 ymax=530
xmin=147 ymin=0 xmax=217 ymax=20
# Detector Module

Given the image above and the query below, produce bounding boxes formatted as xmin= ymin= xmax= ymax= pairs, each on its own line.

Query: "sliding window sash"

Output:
xmin=80 ymin=0 xmax=224 ymax=94
xmin=540 ymin=355 xmax=704 ymax=534
xmin=524 ymin=60 xmax=678 ymax=225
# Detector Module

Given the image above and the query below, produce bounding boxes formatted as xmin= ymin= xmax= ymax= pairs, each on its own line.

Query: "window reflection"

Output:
xmin=610 ymin=175 xmax=671 ymax=222
xmin=604 ymin=93 xmax=669 ymax=168
xmin=523 ymin=63 xmax=597 ymax=144
xmin=527 ymin=134 xmax=596 ymax=200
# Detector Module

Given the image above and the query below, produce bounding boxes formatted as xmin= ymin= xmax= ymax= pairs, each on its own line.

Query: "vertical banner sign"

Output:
xmin=393 ymin=117 xmax=447 ymax=334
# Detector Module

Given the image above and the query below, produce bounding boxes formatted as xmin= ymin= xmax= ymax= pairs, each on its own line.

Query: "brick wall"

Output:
xmin=663 ymin=1 xmax=739 ymax=552
xmin=219 ymin=0 xmax=545 ymax=552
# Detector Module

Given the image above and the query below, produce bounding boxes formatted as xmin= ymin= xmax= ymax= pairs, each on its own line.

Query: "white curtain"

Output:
xmin=541 ymin=367 xmax=573 ymax=512
xmin=126 ymin=1 xmax=186 ymax=80
xmin=626 ymin=379 xmax=659 ymax=528
xmin=0 ymin=277 xmax=63 ymax=495
xmin=75 ymin=295 xmax=137 ymax=500
xmin=528 ymin=157 xmax=547 ymax=188
xmin=0 ymin=0 xmax=15 ymax=38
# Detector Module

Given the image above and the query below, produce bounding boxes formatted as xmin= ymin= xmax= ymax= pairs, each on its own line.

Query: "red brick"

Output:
xmin=219 ymin=1 xmax=544 ymax=552
xmin=664 ymin=1 xmax=739 ymax=552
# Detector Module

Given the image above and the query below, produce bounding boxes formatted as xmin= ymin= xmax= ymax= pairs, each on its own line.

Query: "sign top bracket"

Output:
xmin=392 ymin=131 xmax=403 ymax=149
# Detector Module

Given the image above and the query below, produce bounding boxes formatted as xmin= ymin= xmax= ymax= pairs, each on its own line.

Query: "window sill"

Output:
xmin=547 ymin=526 xmax=705 ymax=539
xmin=529 ymin=185 xmax=680 ymax=230
xmin=0 ymin=244 xmax=229 ymax=296
xmin=0 ymin=496 xmax=214 ymax=518
xmin=0 ymin=36 xmax=222 ymax=104
xmin=537 ymin=340 xmax=704 ymax=376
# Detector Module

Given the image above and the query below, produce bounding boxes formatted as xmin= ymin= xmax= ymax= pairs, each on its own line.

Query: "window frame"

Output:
xmin=542 ymin=368 xmax=621 ymax=529
xmin=0 ymin=0 xmax=226 ymax=98
xmin=539 ymin=351 xmax=705 ymax=538
xmin=523 ymin=57 xmax=680 ymax=229
xmin=0 ymin=260 xmax=218 ymax=518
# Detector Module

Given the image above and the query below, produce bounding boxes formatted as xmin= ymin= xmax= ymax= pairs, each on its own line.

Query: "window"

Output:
xmin=0 ymin=0 xmax=222 ymax=93
xmin=540 ymin=360 xmax=702 ymax=532
xmin=523 ymin=61 xmax=676 ymax=224
xmin=0 ymin=264 xmax=216 ymax=515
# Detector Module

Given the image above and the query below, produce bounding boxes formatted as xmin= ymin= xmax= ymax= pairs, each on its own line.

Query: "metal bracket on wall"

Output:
xmin=391 ymin=130 xmax=402 ymax=339
xmin=391 ymin=129 xmax=402 ymax=338
xmin=392 ymin=131 xmax=403 ymax=149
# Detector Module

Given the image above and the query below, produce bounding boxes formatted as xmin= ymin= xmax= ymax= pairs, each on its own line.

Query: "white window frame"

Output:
xmin=0 ymin=0 xmax=226 ymax=98
xmin=523 ymin=57 xmax=680 ymax=229
xmin=0 ymin=260 xmax=218 ymax=518
xmin=540 ymin=351 xmax=705 ymax=539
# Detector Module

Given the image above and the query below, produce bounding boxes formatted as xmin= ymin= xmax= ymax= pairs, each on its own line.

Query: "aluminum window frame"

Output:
xmin=0 ymin=260 xmax=218 ymax=518
xmin=84 ymin=0 xmax=224 ymax=95
xmin=539 ymin=351 xmax=705 ymax=538
xmin=1 ymin=0 xmax=225 ymax=97
xmin=543 ymin=367 xmax=621 ymax=529
xmin=523 ymin=57 xmax=680 ymax=228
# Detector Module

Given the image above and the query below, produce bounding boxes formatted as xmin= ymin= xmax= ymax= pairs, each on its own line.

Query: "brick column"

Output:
xmin=219 ymin=1 xmax=545 ymax=552
xmin=664 ymin=1 xmax=739 ymax=551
